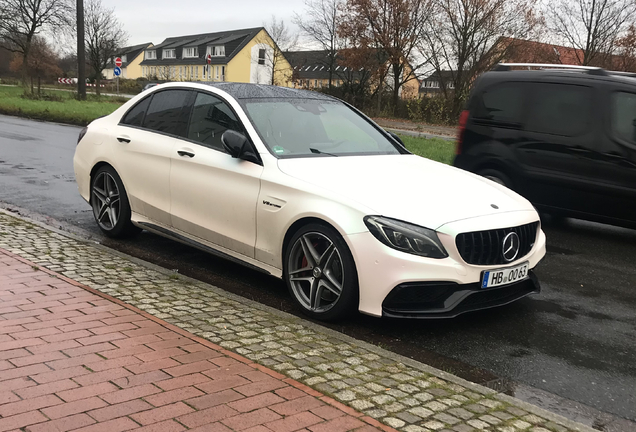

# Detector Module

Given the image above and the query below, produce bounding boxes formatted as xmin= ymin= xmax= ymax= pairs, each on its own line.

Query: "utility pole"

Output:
xmin=76 ymin=0 xmax=86 ymax=100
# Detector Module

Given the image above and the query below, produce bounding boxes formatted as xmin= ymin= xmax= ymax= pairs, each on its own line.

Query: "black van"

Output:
xmin=453 ymin=63 xmax=636 ymax=228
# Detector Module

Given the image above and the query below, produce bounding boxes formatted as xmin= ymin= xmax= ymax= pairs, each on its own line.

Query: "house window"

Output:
xmin=258 ymin=49 xmax=266 ymax=65
xmin=207 ymin=46 xmax=225 ymax=57
xmin=221 ymin=66 xmax=225 ymax=81
xmin=120 ymin=55 xmax=127 ymax=63
xmin=183 ymin=47 xmax=198 ymax=58
xmin=314 ymin=79 xmax=318 ymax=87
xmin=195 ymin=66 xmax=198 ymax=79
xmin=179 ymin=66 xmax=183 ymax=80
xmin=145 ymin=50 xmax=156 ymax=60
xmin=142 ymin=67 xmax=146 ymax=77
xmin=163 ymin=49 xmax=175 ymax=59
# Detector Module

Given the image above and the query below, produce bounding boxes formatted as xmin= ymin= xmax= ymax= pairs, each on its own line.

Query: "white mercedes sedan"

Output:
xmin=73 ymin=82 xmax=546 ymax=321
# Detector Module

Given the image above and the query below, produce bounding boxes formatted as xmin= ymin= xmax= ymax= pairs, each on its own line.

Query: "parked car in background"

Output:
xmin=74 ymin=82 xmax=546 ymax=321
xmin=142 ymin=83 xmax=159 ymax=92
xmin=454 ymin=63 xmax=636 ymax=228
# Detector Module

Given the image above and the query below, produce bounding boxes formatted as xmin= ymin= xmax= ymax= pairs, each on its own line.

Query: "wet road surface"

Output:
xmin=1 ymin=114 xmax=635 ymax=430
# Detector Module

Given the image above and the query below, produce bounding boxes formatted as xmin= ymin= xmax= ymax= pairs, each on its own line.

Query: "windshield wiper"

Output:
xmin=309 ymin=148 xmax=338 ymax=157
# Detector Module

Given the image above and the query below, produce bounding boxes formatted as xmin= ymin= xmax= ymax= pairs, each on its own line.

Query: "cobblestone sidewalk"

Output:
xmin=0 ymin=212 xmax=596 ymax=432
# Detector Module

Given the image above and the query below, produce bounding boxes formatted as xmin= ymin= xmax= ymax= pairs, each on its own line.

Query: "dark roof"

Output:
xmin=422 ymin=70 xmax=455 ymax=81
xmin=140 ymin=27 xmax=264 ymax=66
xmin=110 ymin=42 xmax=152 ymax=68
xmin=286 ymin=50 xmax=382 ymax=81
xmin=203 ymin=82 xmax=336 ymax=100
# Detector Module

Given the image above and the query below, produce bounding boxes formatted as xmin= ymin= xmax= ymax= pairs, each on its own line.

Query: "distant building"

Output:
xmin=105 ymin=42 xmax=153 ymax=80
xmin=138 ymin=27 xmax=292 ymax=85
xmin=286 ymin=49 xmax=420 ymax=98
xmin=420 ymin=70 xmax=456 ymax=97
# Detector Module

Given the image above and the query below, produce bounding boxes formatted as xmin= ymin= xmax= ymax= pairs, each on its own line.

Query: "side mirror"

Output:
xmin=221 ymin=130 xmax=247 ymax=158
xmin=387 ymin=130 xmax=405 ymax=147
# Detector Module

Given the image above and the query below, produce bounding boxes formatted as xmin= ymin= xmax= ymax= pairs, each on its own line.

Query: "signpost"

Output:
xmin=206 ymin=54 xmax=212 ymax=81
xmin=114 ymin=65 xmax=121 ymax=94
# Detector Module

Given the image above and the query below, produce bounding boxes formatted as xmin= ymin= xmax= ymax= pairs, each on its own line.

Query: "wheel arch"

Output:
xmin=88 ymin=162 xmax=115 ymax=203
xmin=282 ymin=217 xmax=340 ymax=266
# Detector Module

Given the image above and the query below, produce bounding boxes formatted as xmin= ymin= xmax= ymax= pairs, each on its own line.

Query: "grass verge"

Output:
xmin=0 ymin=86 xmax=124 ymax=126
xmin=399 ymin=134 xmax=456 ymax=165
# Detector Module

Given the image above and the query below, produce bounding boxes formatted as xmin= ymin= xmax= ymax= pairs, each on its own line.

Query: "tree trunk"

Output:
xmin=392 ymin=63 xmax=401 ymax=117
xmin=37 ymin=76 xmax=41 ymax=95
xmin=96 ymin=75 xmax=101 ymax=96
xmin=22 ymin=52 xmax=30 ymax=92
xmin=30 ymin=75 xmax=34 ymax=94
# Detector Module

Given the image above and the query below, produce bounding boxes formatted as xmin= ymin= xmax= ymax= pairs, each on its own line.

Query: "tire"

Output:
xmin=284 ymin=223 xmax=359 ymax=321
xmin=90 ymin=165 xmax=141 ymax=238
xmin=478 ymin=168 xmax=513 ymax=189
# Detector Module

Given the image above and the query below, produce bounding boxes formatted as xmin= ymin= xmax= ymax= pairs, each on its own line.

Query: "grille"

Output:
xmin=456 ymin=222 xmax=539 ymax=266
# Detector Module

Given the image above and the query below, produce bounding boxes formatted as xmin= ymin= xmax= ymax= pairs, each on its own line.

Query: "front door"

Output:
xmin=170 ymin=91 xmax=263 ymax=257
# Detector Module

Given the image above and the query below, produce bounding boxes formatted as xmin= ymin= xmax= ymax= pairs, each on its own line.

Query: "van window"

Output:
xmin=526 ymin=84 xmax=592 ymax=136
xmin=474 ymin=83 xmax=525 ymax=124
xmin=611 ymin=92 xmax=636 ymax=145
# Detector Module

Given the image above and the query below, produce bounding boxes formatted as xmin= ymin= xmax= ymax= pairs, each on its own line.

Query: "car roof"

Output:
xmin=200 ymin=82 xmax=337 ymax=101
xmin=478 ymin=69 xmax=636 ymax=87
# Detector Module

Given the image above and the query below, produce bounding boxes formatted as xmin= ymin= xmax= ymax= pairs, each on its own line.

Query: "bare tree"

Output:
xmin=0 ymin=0 xmax=71 ymax=90
xmin=10 ymin=36 xmax=62 ymax=94
xmin=549 ymin=0 xmax=636 ymax=66
xmin=422 ymin=0 xmax=541 ymax=116
xmin=339 ymin=0 xmax=432 ymax=115
xmin=293 ymin=0 xmax=344 ymax=88
xmin=84 ymin=0 xmax=126 ymax=95
xmin=261 ymin=16 xmax=298 ymax=86
xmin=614 ymin=25 xmax=636 ymax=71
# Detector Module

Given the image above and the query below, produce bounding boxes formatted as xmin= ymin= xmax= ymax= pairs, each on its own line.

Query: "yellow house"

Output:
xmin=104 ymin=43 xmax=153 ymax=80
xmin=139 ymin=27 xmax=292 ymax=86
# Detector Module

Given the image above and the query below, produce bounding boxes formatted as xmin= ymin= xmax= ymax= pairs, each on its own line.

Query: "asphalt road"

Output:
xmin=1 ymin=115 xmax=635 ymax=430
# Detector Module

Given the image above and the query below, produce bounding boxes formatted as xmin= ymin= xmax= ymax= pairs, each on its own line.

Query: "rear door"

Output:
xmin=115 ymin=89 xmax=193 ymax=226
xmin=516 ymin=82 xmax=598 ymax=212
xmin=594 ymin=89 xmax=636 ymax=221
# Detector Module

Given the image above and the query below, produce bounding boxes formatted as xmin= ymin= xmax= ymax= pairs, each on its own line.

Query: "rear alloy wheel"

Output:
xmin=285 ymin=224 xmax=358 ymax=321
xmin=478 ymin=168 xmax=513 ymax=189
xmin=91 ymin=166 xmax=141 ymax=238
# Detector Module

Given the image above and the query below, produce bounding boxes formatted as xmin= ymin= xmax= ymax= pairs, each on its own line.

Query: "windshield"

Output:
xmin=242 ymin=98 xmax=403 ymax=157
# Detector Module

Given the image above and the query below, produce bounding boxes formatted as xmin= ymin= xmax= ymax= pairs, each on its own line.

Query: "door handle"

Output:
xmin=177 ymin=150 xmax=195 ymax=158
xmin=117 ymin=136 xmax=131 ymax=143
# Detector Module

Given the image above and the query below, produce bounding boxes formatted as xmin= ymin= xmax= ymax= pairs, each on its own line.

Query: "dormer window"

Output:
xmin=207 ymin=45 xmax=225 ymax=57
xmin=120 ymin=54 xmax=127 ymax=63
xmin=145 ymin=50 xmax=156 ymax=60
xmin=163 ymin=49 xmax=176 ymax=59
xmin=183 ymin=47 xmax=198 ymax=58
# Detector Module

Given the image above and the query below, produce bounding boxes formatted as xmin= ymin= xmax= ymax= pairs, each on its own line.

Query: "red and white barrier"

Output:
xmin=58 ymin=78 xmax=75 ymax=84
xmin=86 ymin=83 xmax=105 ymax=87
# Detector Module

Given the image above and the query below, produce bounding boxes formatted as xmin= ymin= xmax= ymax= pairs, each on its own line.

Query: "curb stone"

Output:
xmin=0 ymin=208 xmax=599 ymax=432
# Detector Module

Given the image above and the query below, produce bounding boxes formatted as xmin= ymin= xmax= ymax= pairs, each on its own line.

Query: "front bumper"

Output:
xmin=346 ymin=211 xmax=546 ymax=317
xmin=381 ymin=271 xmax=540 ymax=318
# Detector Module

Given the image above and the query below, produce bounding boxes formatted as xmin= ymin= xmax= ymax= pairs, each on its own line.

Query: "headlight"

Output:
xmin=364 ymin=216 xmax=448 ymax=259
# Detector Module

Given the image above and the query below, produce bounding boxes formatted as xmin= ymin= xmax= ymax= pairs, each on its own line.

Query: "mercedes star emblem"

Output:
xmin=502 ymin=232 xmax=520 ymax=262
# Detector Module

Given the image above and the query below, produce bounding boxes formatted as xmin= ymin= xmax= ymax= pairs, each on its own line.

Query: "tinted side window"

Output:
xmin=526 ymin=84 xmax=592 ymax=136
xmin=611 ymin=92 xmax=636 ymax=145
xmin=187 ymin=92 xmax=244 ymax=151
xmin=474 ymin=83 xmax=525 ymax=124
xmin=121 ymin=97 xmax=151 ymax=127
xmin=142 ymin=90 xmax=192 ymax=137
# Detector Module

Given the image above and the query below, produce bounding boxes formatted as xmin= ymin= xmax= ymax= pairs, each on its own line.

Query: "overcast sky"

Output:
xmin=103 ymin=0 xmax=308 ymax=47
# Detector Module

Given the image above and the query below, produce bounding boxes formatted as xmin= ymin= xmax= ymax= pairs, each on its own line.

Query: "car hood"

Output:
xmin=277 ymin=154 xmax=535 ymax=230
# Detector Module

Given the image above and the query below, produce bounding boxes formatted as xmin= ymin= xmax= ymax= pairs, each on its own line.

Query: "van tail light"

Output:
xmin=456 ymin=110 xmax=470 ymax=155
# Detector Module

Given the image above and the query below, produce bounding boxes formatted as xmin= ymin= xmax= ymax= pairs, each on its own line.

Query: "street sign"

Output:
xmin=115 ymin=57 xmax=122 ymax=67
xmin=206 ymin=54 xmax=212 ymax=65
xmin=113 ymin=66 xmax=122 ymax=77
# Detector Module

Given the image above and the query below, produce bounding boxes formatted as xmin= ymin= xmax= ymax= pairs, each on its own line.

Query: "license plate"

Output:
xmin=481 ymin=262 xmax=529 ymax=288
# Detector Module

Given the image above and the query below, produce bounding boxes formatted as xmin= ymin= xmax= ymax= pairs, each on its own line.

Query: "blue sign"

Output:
xmin=113 ymin=66 xmax=122 ymax=77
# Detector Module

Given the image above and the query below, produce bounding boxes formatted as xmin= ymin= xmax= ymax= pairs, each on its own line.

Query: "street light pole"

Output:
xmin=76 ymin=0 xmax=86 ymax=101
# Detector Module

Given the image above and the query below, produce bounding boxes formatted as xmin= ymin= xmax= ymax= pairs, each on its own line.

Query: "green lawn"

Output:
xmin=399 ymin=134 xmax=456 ymax=165
xmin=0 ymin=86 xmax=124 ymax=126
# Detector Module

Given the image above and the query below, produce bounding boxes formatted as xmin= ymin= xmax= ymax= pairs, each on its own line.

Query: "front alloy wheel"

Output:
xmin=285 ymin=224 xmax=358 ymax=321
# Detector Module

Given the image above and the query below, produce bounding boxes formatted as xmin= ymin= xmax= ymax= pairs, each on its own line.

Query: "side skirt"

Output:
xmin=136 ymin=221 xmax=279 ymax=277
